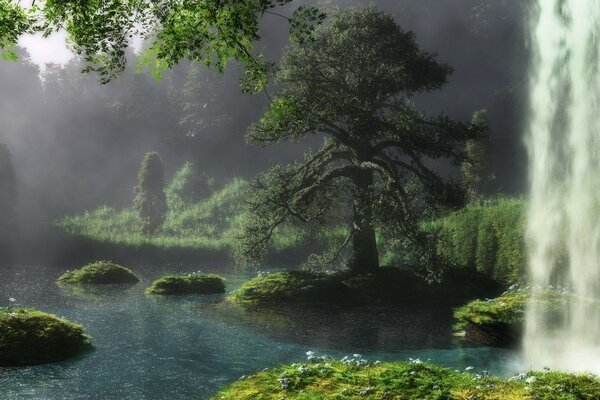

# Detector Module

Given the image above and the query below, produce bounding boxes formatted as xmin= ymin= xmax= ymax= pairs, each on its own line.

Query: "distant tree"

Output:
xmin=134 ymin=152 xmax=167 ymax=234
xmin=238 ymin=8 xmax=480 ymax=274
xmin=166 ymin=161 xmax=213 ymax=209
xmin=0 ymin=143 xmax=17 ymax=249
xmin=462 ymin=110 xmax=497 ymax=202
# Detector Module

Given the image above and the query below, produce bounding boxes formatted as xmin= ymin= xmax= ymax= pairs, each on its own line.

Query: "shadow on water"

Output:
xmin=198 ymin=300 xmax=459 ymax=353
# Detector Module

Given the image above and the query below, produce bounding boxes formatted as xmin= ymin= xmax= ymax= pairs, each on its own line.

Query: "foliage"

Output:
xmin=146 ymin=273 xmax=225 ymax=295
xmin=0 ymin=0 xmax=30 ymax=61
xmin=166 ymin=161 xmax=214 ymax=210
xmin=0 ymin=308 xmax=92 ymax=366
xmin=0 ymin=143 xmax=16 ymax=247
xmin=58 ymin=261 xmax=139 ymax=285
xmin=213 ymin=357 xmax=600 ymax=400
xmin=428 ymin=197 xmax=525 ymax=284
xmin=134 ymin=152 xmax=167 ymax=234
xmin=462 ymin=110 xmax=497 ymax=202
xmin=239 ymin=7 xmax=479 ymax=274
xmin=1 ymin=0 xmax=324 ymax=88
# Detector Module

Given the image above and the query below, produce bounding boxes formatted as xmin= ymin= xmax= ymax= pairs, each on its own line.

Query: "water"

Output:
xmin=0 ymin=265 xmax=520 ymax=399
xmin=525 ymin=0 xmax=600 ymax=372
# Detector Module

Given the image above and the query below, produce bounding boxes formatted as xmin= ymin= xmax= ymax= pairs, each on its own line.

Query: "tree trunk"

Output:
xmin=347 ymin=169 xmax=380 ymax=274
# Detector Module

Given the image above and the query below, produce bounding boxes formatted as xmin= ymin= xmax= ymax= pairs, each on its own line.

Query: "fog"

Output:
xmin=0 ymin=0 xmax=528 ymax=261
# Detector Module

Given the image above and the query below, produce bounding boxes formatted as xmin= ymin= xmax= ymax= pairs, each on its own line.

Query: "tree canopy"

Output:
xmin=0 ymin=0 xmax=324 ymax=89
xmin=237 ymin=7 xmax=480 ymax=274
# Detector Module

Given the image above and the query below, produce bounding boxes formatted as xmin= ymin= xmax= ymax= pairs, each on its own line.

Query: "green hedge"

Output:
xmin=430 ymin=198 xmax=525 ymax=285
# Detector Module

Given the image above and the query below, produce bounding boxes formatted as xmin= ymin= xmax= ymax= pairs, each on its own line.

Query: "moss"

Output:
xmin=145 ymin=273 xmax=225 ymax=295
xmin=453 ymin=289 xmax=568 ymax=346
xmin=58 ymin=261 xmax=139 ymax=285
xmin=213 ymin=358 xmax=600 ymax=399
xmin=227 ymin=271 xmax=351 ymax=304
xmin=0 ymin=308 xmax=92 ymax=366
xmin=228 ymin=268 xmax=500 ymax=305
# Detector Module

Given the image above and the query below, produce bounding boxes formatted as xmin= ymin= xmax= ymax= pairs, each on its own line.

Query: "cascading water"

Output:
xmin=525 ymin=0 xmax=600 ymax=371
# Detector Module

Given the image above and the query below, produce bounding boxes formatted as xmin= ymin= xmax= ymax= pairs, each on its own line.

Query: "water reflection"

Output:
xmin=200 ymin=301 xmax=457 ymax=353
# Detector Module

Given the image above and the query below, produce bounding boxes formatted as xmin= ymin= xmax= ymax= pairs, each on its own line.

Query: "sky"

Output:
xmin=18 ymin=31 xmax=73 ymax=72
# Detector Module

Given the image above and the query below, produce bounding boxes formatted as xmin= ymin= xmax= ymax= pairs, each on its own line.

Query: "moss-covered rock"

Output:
xmin=213 ymin=358 xmax=600 ymax=399
xmin=454 ymin=288 xmax=568 ymax=346
xmin=0 ymin=308 xmax=92 ymax=366
xmin=58 ymin=261 xmax=139 ymax=285
xmin=146 ymin=273 xmax=225 ymax=295
xmin=228 ymin=268 xmax=501 ymax=305
xmin=228 ymin=271 xmax=354 ymax=304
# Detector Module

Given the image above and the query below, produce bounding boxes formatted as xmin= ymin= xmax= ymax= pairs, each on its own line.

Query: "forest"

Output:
xmin=2 ymin=1 xmax=599 ymax=399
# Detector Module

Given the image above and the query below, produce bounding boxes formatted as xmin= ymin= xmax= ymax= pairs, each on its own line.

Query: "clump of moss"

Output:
xmin=213 ymin=357 xmax=600 ymax=399
xmin=0 ymin=308 xmax=92 ymax=366
xmin=454 ymin=287 xmax=569 ymax=346
xmin=227 ymin=271 xmax=354 ymax=305
xmin=58 ymin=261 xmax=139 ymax=285
xmin=146 ymin=273 xmax=225 ymax=295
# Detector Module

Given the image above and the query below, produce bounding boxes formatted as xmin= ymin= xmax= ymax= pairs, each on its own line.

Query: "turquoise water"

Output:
xmin=0 ymin=265 xmax=522 ymax=399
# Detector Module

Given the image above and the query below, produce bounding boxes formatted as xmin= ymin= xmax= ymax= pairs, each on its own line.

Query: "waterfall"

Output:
xmin=525 ymin=0 xmax=600 ymax=371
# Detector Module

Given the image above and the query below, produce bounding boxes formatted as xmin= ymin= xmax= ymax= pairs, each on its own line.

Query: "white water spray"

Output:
xmin=525 ymin=0 xmax=600 ymax=372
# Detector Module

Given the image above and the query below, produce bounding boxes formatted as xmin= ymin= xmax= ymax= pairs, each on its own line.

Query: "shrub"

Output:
xmin=58 ymin=261 xmax=139 ymax=285
xmin=0 ymin=308 xmax=92 ymax=366
xmin=146 ymin=273 xmax=225 ymax=295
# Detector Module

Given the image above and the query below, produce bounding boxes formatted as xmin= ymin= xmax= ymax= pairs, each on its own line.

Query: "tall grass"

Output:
xmin=427 ymin=197 xmax=526 ymax=284
xmin=57 ymin=178 xmax=340 ymax=256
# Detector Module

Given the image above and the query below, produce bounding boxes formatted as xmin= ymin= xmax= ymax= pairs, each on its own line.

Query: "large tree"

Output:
xmin=238 ymin=8 xmax=480 ymax=274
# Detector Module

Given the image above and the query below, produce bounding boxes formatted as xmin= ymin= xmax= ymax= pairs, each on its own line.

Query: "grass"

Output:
xmin=58 ymin=261 xmax=139 ymax=285
xmin=56 ymin=179 xmax=333 ymax=257
xmin=426 ymin=197 xmax=526 ymax=285
xmin=146 ymin=273 xmax=226 ymax=295
xmin=213 ymin=357 xmax=600 ymax=399
xmin=0 ymin=308 xmax=92 ymax=366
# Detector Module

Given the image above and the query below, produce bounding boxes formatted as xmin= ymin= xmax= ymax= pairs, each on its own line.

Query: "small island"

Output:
xmin=213 ymin=357 xmax=600 ymax=399
xmin=454 ymin=287 xmax=569 ymax=347
xmin=146 ymin=273 xmax=225 ymax=295
xmin=0 ymin=308 xmax=92 ymax=366
xmin=228 ymin=268 xmax=500 ymax=306
xmin=58 ymin=261 xmax=140 ymax=285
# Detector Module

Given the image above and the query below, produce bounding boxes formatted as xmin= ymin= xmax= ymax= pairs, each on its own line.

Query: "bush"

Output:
xmin=431 ymin=197 xmax=525 ymax=284
xmin=58 ymin=261 xmax=139 ymax=285
xmin=146 ymin=273 xmax=225 ymax=295
xmin=213 ymin=357 xmax=600 ymax=399
xmin=0 ymin=308 xmax=92 ymax=366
